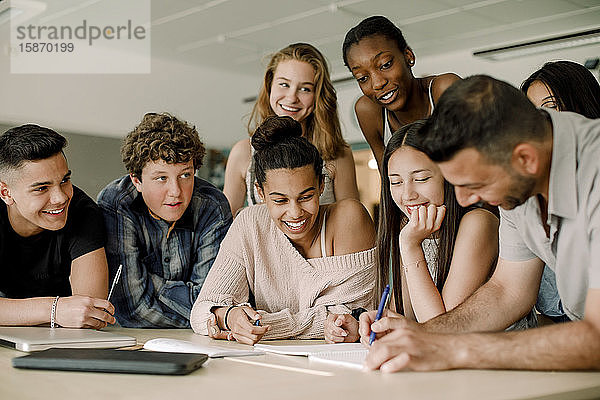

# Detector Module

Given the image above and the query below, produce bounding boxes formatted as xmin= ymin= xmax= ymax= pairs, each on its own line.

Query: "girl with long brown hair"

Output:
xmin=325 ymin=121 xmax=499 ymax=343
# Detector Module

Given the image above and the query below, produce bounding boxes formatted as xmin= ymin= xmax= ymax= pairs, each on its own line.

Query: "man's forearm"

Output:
xmin=424 ymin=279 xmax=531 ymax=334
xmin=453 ymin=320 xmax=600 ymax=370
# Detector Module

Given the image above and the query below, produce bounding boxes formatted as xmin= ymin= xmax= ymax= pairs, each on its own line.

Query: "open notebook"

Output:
xmin=143 ymin=338 xmax=264 ymax=358
xmin=254 ymin=343 xmax=368 ymax=369
xmin=308 ymin=349 xmax=368 ymax=370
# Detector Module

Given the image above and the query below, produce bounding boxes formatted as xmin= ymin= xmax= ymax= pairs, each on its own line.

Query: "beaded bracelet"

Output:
xmin=223 ymin=302 xmax=252 ymax=330
xmin=50 ymin=296 xmax=60 ymax=329
xmin=351 ymin=307 xmax=367 ymax=321
xmin=402 ymin=259 xmax=426 ymax=274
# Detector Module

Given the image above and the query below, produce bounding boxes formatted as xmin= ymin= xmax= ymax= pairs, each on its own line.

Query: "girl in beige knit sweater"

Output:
xmin=190 ymin=116 xmax=376 ymax=345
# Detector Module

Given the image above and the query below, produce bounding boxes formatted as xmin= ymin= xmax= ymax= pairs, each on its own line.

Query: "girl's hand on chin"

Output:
xmin=400 ymin=204 xmax=446 ymax=247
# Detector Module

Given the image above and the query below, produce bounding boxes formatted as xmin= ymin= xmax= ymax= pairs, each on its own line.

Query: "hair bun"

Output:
xmin=251 ymin=115 xmax=302 ymax=152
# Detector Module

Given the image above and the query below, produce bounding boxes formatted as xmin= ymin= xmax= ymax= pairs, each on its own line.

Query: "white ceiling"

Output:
xmin=19 ymin=0 xmax=600 ymax=78
xmin=1 ymin=0 xmax=599 ymax=148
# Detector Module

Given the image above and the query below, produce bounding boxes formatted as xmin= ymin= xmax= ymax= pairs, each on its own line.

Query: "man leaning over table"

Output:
xmin=0 ymin=124 xmax=115 ymax=329
xmin=98 ymin=112 xmax=232 ymax=328
xmin=360 ymin=75 xmax=600 ymax=372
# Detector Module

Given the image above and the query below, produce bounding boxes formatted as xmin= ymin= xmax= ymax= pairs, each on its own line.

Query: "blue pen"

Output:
xmin=254 ymin=318 xmax=261 ymax=326
xmin=369 ymin=284 xmax=390 ymax=345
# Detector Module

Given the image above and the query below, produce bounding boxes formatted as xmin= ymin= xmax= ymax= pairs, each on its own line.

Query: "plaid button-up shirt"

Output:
xmin=98 ymin=175 xmax=232 ymax=327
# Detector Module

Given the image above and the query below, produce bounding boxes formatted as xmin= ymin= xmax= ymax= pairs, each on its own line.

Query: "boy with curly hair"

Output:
xmin=98 ymin=113 xmax=232 ymax=327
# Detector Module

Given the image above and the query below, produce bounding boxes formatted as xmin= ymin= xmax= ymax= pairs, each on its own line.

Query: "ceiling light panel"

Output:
xmin=473 ymin=28 xmax=600 ymax=60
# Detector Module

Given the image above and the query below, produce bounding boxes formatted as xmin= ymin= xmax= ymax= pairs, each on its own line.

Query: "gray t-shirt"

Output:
xmin=499 ymin=110 xmax=600 ymax=320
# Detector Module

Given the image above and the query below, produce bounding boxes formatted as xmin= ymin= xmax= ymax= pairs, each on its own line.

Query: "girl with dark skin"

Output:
xmin=342 ymin=16 xmax=460 ymax=169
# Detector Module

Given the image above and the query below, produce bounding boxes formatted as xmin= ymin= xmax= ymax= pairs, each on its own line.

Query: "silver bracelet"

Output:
xmin=50 ymin=296 xmax=60 ymax=328
xmin=223 ymin=302 xmax=252 ymax=330
xmin=402 ymin=259 xmax=427 ymax=274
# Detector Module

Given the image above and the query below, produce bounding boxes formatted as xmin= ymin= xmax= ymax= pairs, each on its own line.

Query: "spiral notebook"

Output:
xmin=254 ymin=342 xmax=364 ymax=356
xmin=254 ymin=343 xmax=368 ymax=369
xmin=144 ymin=338 xmax=264 ymax=358
xmin=308 ymin=348 xmax=368 ymax=370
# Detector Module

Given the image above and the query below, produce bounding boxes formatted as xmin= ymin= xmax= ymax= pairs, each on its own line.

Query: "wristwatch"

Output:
xmin=351 ymin=307 xmax=367 ymax=321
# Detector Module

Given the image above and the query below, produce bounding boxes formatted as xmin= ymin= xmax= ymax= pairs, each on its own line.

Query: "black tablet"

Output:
xmin=12 ymin=348 xmax=208 ymax=375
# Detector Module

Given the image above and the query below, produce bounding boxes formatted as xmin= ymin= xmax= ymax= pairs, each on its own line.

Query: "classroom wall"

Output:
xmin=0 ymin=123 xmax=125 ymax=199
xmin=0 ymin=18 xmax=257 ymax=198
xmin=0 ymin=22 xmax=258 ymax=150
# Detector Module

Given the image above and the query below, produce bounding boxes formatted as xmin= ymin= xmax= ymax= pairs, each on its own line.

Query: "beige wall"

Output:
xmin=353 ymin=148 xmax=381 ymax=220
xmin=0 ymin=123 xmax=126 ymax=199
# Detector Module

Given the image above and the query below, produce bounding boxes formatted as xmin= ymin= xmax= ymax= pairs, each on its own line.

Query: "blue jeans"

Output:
xmin=536 ymin=266 xmax=570 ymax=323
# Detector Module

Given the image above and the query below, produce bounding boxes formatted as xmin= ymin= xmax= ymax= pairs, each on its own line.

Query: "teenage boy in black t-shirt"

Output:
xmin=0 ymin=124 xmax=115 ymax=329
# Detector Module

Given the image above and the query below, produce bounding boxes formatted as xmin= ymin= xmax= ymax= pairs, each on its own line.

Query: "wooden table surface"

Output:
xmin=1 ymin=327 xmax=599 ymax=400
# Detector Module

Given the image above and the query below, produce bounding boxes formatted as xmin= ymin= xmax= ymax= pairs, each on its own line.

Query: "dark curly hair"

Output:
xmin=121 ymin=112 xmax=206 ymax=178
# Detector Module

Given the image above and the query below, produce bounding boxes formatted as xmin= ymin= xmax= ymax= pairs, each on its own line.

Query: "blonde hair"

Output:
xmin=247 ymin=43 xmax=347 ymax=161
